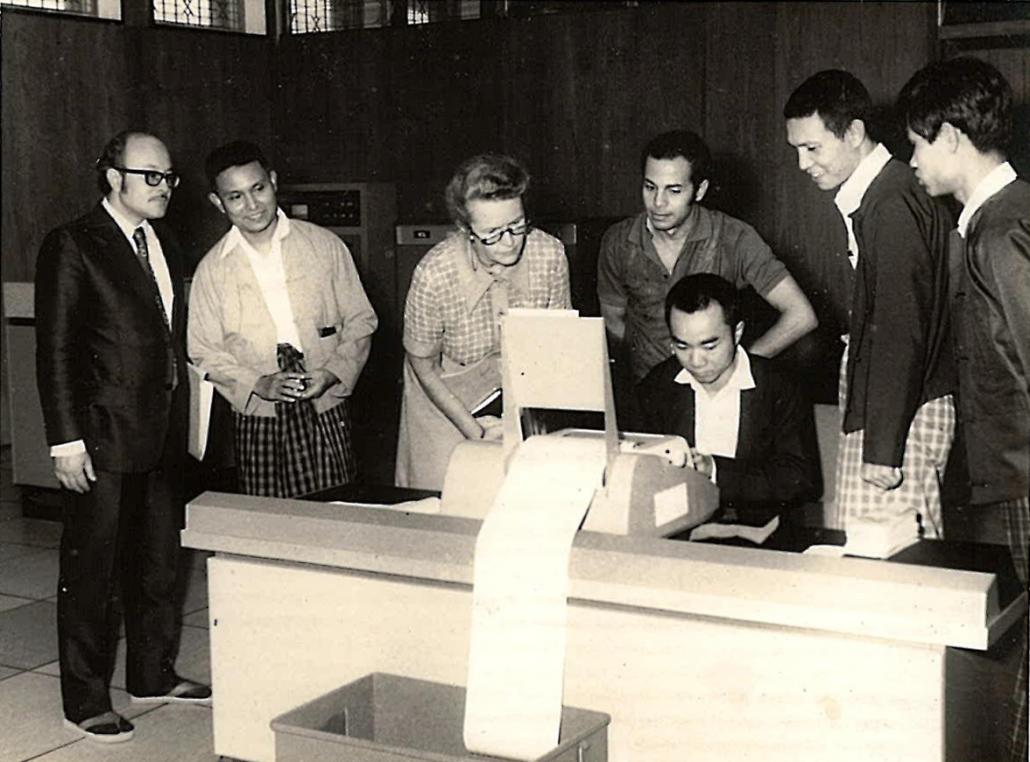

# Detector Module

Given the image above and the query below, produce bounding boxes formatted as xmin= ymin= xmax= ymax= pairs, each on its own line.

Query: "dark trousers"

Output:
xmin=1002 ymin=496 xmax=1029 ymax=762
xmin=57 ymin=463 xmax=183 ymax=722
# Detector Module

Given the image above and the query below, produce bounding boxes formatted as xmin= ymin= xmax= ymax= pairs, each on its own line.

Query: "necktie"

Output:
xmin=133 ymin=226 xmax=177 ymax=389
xmin=132 ymin=226 xmax=170 ymax=326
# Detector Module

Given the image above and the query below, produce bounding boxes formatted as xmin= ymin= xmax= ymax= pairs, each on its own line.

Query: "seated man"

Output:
xmin=638 ymin=273 xmax=822 ymax=526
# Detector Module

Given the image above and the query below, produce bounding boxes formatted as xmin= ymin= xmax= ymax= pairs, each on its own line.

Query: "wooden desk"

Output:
xmin=182 ymin=492 xmax=1025 ymax=762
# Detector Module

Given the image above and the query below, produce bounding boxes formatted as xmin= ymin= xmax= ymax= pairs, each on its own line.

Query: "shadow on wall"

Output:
xmin=1010 ymin=102 xmax=1030 ymax=177
xmin=0 ymin=288 xmax=8 ymax=446
xmin=705 ymin=153 xmax=761 ymax=228
xmin=162 ymin=166 xmax=233 ymax=274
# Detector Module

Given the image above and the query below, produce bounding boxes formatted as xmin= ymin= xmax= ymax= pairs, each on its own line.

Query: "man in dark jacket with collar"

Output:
xmin=784 ymin=70 xmax=956 ymax=557
xmin=637 ymin=274 xmax=822 ymax=527
xmin=35 ymin=131 xmax=209 ymax=744
xmin=899 ymin=57 xmax=1029 ymax=762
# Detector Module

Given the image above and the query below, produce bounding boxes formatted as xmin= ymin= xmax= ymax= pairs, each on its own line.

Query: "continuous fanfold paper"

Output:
xmin=463 ymin=435 xmax=607 ymax=759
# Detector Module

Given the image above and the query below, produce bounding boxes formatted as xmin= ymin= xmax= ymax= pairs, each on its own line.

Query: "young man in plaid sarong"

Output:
xmin=900 ymin=57 xmax=1029 ymax=762
xmin=189 ymin=141 xmax=377 ymax=498
xmin=785 ymin=70 xmax=956 ymax=557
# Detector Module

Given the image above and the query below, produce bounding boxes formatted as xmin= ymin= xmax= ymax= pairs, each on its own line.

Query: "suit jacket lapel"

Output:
xmin=735 ymin=386 xmax=756 ymax=460
xmin=88 ymin=204 xmax=177 ymax=340
xmin=674 ymin=383 xmax=697 ymax=447
xmin=85 ymin=204 xmax=156 ymax=298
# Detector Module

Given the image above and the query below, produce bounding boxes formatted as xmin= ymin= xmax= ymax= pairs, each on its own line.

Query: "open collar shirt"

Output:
xmin=597 ymin=209 xmax=786 ymax=381
xmin=673 ymin=345 xmax=756 ymax=458
xmin=834 ymin=142 xmax=892 ymax=270
xmin=102 ymin=197 xmax=173 ymax=321
xmin=219 ymin=208 xmax=304 ymax=352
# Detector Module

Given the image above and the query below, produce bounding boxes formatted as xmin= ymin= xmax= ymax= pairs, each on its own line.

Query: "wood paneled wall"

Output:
xmin=275 ymin=5 xmax=714 ymax=224
xmin=1 ymin=10 xmax=273 ymax=444
xmin=942 ymin=44 xmax=1030 ymax=176
xmin=496 ymin=7 xmax=708 ymax=222
xmin=772 ymin=1 xmax=939 ymax=334
xmin=8 ymin=3 xmax=1026 ymax=302
xmin=272 ymin=3 xmax=946 ymax=283
xmin=270 ymin=0 xmax=945 ymax=376
xmin=5 ymin=3 xmax=1026 ymax=442
xmin=1 ymin=11 xmax=274 ymax=282
xmin=2 ymin=3 xmax=955 ymax=292
xmin=1 ymin=14 xmax=131 ymax=283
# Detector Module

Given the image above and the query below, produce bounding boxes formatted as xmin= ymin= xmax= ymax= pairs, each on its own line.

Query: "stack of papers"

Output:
xmin=843 ymin=515 xmax=920 ymax=559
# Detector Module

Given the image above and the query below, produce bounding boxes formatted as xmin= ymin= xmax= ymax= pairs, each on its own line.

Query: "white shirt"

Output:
xmin=957 ymin=161 xmax=1018 ymax=238
xmin=102 ymin=198 xmax=174 ymax=321
xmin=674 ymin=346 xmax=756 ymax=458
xmin=219 ymin=209 xmax=304 ymax=352
xmin=834 ymin=143 xmax=892 ymax=269
xmin=50 ymin=200 xmax=176 ymax=458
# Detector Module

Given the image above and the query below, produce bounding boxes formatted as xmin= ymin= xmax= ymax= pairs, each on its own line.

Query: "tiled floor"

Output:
xmin=0 ymin=447 xmax=224 ymax=761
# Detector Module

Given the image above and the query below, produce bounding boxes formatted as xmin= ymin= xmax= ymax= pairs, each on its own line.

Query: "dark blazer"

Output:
xmin=952 ymin=178 xmax=1030 ymax=504
xmin=844 ymin=159 xmax=956 ymax=467
xmin=637 ymin=354 xmax=822 ymax=517
xmin=35 ymin=203 xmax=188 ymax=473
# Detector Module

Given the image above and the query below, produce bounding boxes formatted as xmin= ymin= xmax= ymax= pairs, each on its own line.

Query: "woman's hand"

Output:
xmin=475 ymin=415 xmax=504 ymax=440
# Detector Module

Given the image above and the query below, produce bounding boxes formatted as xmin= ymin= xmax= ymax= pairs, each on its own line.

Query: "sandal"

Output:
xmin=62 ymin=711 xmax=135 ymax=743
xmin=131 ymin=677 xmax=212 ymax=706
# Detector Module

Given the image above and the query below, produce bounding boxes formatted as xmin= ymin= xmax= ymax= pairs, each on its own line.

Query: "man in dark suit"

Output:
xmin=35 ymin=131 xmax=210 ymax=744
xmin=638 ymin=274 xmax=822 ymax=527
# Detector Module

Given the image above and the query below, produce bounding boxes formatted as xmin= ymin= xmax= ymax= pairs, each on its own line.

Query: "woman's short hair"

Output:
xmin=444 ymin=154 xmax=530 ymax=229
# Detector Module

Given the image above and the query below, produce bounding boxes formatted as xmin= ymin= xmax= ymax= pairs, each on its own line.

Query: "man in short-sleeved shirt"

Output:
xmin=598 ymin=130 xmax=816 ymax=383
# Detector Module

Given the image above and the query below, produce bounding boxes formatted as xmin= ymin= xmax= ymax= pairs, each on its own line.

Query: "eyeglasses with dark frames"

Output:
xmin=468 ymin=219 xmax=532 ymax=247
xmin=113 ymin=167 xmax=181 ymax=188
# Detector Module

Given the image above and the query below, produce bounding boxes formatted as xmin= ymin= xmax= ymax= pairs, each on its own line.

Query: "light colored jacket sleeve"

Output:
xmin=187 ymin=252 xmax=264 ymax=415
xmin=321 ymin=236 xmax=378 ymax=396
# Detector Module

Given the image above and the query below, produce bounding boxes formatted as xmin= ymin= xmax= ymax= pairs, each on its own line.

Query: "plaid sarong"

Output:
xmin=233 ymin=343 xmax=355 ymax=498
xmin=832 ymin=346 xmax=955 ymax=538
xmin=1002 ymin=495 xmax=1029 ymax=762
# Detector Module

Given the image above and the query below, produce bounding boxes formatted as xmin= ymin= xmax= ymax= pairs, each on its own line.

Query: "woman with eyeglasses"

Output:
xmin=395 ymin=153 xmax=571 ymax=490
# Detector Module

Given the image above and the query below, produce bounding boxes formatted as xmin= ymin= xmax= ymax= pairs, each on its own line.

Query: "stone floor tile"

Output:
xmin=0 ymin=547 xmax=58 ymax=599
xmin=0 ymin=671 xmax=153 ymax=762
xmin=0 ymin=600 xmax=57 ymax=670
xmin=0 ymin=516 xmax=62 ymax=548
